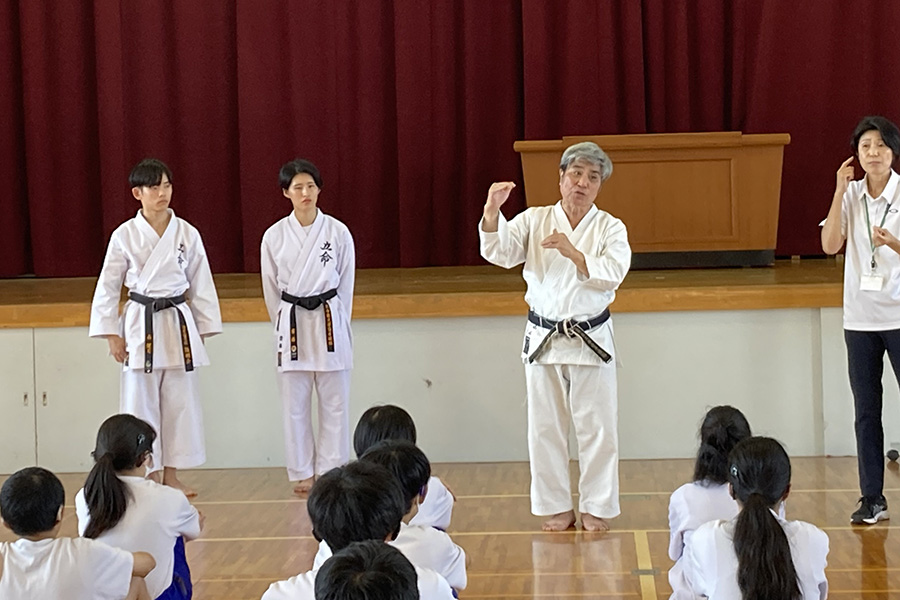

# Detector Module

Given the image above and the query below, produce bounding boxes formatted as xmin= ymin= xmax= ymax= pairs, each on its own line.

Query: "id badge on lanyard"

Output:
xmin=862 ymin=195 xmax=893 ymax=292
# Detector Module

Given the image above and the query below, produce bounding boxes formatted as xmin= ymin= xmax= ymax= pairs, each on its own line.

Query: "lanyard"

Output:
xmin=863 ymin=196 xmax=893 ymax=270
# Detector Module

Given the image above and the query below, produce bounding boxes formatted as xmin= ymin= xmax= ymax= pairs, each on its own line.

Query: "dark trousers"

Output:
xmin=845 ymin=329 xmax=900 ymax=498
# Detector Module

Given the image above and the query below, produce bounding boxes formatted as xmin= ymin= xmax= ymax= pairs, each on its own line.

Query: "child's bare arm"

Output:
xmin=125 ymin=576 xmax=151 ymax=600
xmin=131 ymin=551 xmax=156 ymax=578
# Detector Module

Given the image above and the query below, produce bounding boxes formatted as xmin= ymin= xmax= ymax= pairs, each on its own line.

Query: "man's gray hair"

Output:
xmin=559 ymin=142 xmax=613 ymax=182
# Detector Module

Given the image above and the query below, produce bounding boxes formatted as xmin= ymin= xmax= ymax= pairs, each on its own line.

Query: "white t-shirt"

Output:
xmin=410 ymin=476 xmax=454 ymax=530
xmin=313 ymin=522 xmax=467 ymax=590
xmin=75 ymin=476 xmax=201 ymax=598
xmin=0 ymin=536 xmax=134 ymax=600
xmin=825 ymin=170 xmax=900 ymax=330
xmin=667 ymin=481 xmax=739 ymax=600
xmin=261 ymin=564 xmax=455 ymax=600
xmin=686 ymin=514 xmax=828 ymax=599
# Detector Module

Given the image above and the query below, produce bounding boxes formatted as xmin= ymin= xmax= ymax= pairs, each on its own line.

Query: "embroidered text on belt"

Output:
xmin=526 ymin=308 xmax=612 ymax=364
xmin=281 ymin=288 xmax=338 ymax=359
xmin=128 ymin=292 xmax=192 ymax=374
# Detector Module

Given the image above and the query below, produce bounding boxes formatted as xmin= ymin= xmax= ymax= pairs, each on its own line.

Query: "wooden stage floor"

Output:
xmin=0 ymin=258 xmax=844 ymax=327
xmin=2 ymin=456 xmax=898 ymax=599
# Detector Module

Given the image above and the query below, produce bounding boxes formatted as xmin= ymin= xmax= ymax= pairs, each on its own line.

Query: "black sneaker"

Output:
xmin=850 ymin=496 xmax=889 ymax=525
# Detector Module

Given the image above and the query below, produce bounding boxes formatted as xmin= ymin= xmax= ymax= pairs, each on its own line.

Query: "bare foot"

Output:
xmin=293 ymin=476 xmax=316 ymax=496
xmin=163 ymin=468 xmax=197 ymax=498
xmin=581 ymin=513 xmax=610 ymax=532
xmin=541 ymin=510 xmax=576 ymax=531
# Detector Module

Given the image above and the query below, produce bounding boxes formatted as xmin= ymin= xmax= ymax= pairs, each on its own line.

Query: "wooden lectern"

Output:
xmin=514 ymin=132 xmax=790 ymax=268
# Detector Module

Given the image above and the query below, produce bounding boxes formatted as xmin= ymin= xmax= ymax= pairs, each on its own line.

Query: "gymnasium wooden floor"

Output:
xmin=2 ymin=456 xmax=898 ymax=599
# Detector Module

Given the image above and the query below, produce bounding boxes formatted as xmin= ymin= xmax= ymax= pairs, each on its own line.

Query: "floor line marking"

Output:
xmin=633 ymin=530 xmax=658 ymax=600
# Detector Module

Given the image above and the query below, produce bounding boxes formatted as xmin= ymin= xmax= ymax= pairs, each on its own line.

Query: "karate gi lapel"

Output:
xmin=543 ymin=203 xmax=598 ymax=283
xmin=135 ymin=209 xmax=179 ymax=292
xmin=287 ymin=210 xmax=329 ymax=294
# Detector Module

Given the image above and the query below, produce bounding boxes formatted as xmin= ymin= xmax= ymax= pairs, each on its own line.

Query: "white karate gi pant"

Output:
xmin=525 ymin=362 xmax=620 ymax=518
xmin=279 ymin=369 xmax=351 ymax=481
xmin=120 ymin=369 xmax=206 ymax=472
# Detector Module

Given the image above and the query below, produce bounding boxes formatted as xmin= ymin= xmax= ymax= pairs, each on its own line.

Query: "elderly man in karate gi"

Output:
xmin=479 ymin=142 xmax=631 ymax=531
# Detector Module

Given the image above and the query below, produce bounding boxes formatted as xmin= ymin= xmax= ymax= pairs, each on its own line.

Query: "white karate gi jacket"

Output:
xmin=261 ymin=211 xmax=355 ymax=372
xmin=479 ymin=202 xmax=631 ymax=365
xmin=89 ymin=209 xmax=222 ymax=370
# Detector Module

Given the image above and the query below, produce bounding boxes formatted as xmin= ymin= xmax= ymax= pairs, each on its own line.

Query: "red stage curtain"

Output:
xmin=3 ymin=1 xmax=900 ymax=276
xmin=0 ymin=0 xmax=29 ymax=276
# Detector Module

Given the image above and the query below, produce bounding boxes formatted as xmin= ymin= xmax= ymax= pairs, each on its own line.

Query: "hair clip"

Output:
xmin=730 ymin=464 xmax=738 ymax=478
xmin=137 ymin=434 xmax=146 ymax=447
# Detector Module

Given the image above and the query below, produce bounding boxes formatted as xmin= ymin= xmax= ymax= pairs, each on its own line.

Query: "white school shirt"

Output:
xmin=260 ymin=564 xmax=455 ymax=600
xmin=75 ymin=476 xmax=202 ymax=598
xmin=667 ymin=481 xmax=739 ymax=600
xmin=826 ymin=170 xmax=900 ymax=330
xmin=260 ymin=211 xmax=355 ymax=372
xmin=686 ymin=514 xmax=828 ymax=600
xmin=410 ymin=476 xmax=454 ymax=530
xmin=479 ymin=202 xmax=631 ymax=365
xmin=0 ymin=536 xmax=134 ymax=600
xmin=89 ymin=209 xmax=223 ymax=370
xmin=313 ymin=522 xmax=467 ymax=590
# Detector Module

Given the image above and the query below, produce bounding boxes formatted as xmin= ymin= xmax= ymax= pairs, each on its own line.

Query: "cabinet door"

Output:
xmin=34 ymin=328 xmax=120 ymax=472
xmin=199 ymin=323 xmax=283 ymax=468
xmin=0 ymin=330 xmax=36 ymax=473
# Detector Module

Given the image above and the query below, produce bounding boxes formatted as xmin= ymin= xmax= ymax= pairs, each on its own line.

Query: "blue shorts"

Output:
xmin=155 ymin=537 xmax=192 ymax=600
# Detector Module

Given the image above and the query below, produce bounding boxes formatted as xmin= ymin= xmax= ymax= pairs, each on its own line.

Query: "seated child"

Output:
xmin=76 ymin=415 xmax=203 ymax=599
xmin=261 ymin=461 xmax=454 ymax=600
xmin=668 ymin=406 xmax=751 ymax=599
xmin=686 ymin=437 xmax=829 ymax=600
xmin=314 ymin=540 xmax=418 ymax=600
xmin=0 ymin=466 xmax=155 ymax=600
xmin=315 ymin=440 xmax=467 ymax=591
xmin=354 ymin=405 xmax=454 ymax=529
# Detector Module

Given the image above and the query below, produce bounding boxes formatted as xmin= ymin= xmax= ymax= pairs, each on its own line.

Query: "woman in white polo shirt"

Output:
xmin=822 ymin=115 xmax=900 ymax=525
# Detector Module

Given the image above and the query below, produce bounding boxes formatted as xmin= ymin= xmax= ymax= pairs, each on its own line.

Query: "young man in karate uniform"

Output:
xmin=479 ymin=142 xmax=631 ymax=532
xmin=261 ymin=159 xmax=355 ymax=494
xmin=90 ymin=159 xmax=223 ymax=497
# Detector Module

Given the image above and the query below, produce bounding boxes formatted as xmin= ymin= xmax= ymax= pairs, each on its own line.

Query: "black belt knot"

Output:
xmin=128 ymin=292 xmax=192 ymax=373
xmin=526 ymin=308 xmax=612 ymax=364
xmin=281 ymin=289 xmax=338 ymax=359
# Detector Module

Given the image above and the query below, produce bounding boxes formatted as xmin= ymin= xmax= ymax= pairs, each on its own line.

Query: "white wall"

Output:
xmin=4 ymin=307 xmax=899 ymax=472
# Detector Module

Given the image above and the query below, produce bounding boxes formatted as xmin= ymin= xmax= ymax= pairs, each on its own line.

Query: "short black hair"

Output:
xmin=307 ymin=461 xmax=406 ymax=552
xmin=314 ymin=540 xmax=419 ymax=600
xmin=360 ymin=440 xmax=431 ymax=513
xmin=129 ymin=158 xmax=174 ymax=188
xmin=353 ymin=405 xmax=417 ymax=458
xmin=0 ymin=467 xmax=65 ymax=537
xmin=851 ymin=116 xmax=900 ymax=161
xmin=279 ymin=158 xmax=322 ymax=189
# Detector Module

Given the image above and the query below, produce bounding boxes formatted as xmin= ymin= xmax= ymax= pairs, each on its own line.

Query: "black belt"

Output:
xmin=526 ymin=308 xmax=612 ymax=364
xmin=128 ymin=292 xmax=191 ymax=373
xmin=281 ymin=289 xmax=338 ymax=359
